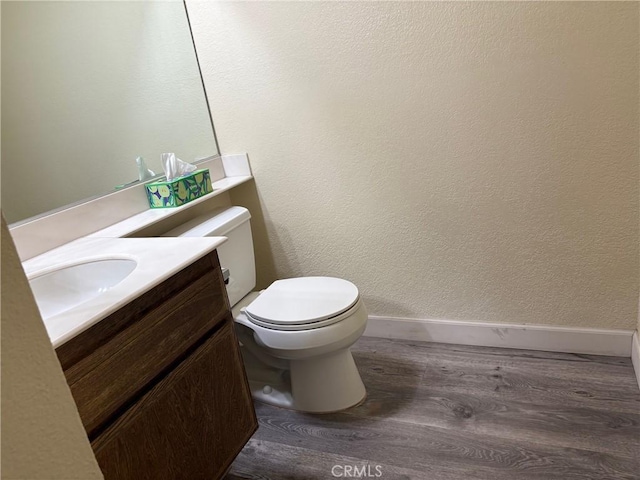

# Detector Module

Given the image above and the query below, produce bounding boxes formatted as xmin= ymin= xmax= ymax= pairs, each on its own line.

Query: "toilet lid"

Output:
xmin=245 ymin=277 xmax=359 ymax=327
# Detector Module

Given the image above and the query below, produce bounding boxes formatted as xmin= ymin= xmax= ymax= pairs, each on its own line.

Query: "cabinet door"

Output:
xmin=57 ymin=252 xmax=230 ymax=438
xmin=92 ymin=321 xmax=257 ymax=480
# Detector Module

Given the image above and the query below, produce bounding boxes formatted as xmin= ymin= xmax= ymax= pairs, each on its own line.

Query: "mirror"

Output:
xmin=1 ymin=0 xmax=218 ymax=224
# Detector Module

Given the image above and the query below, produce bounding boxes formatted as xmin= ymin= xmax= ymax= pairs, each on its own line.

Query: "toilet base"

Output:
xmin=240 ymin=345 xmax=366 ymax=413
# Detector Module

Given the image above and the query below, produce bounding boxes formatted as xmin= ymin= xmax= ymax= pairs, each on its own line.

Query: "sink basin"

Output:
xmin=29 ymin=258 xmax=137 ymax=320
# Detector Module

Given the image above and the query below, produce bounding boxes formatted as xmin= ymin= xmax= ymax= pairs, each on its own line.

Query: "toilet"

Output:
xmin=164 ymin=206 xmax=367 ymax=413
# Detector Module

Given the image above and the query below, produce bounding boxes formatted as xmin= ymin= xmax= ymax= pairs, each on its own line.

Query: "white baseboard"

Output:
xmin=632 ymin=332 xmax=640 ymax=389
xmin=364 ymin=316 xmax=634 ymax=357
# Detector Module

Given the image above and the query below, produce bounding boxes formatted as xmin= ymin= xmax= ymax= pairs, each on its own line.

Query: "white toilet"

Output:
xmin=164 ymin=206 xmax=367 ymax=413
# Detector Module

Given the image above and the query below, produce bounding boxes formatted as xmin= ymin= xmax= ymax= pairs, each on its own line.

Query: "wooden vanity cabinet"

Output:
xmin=55 ymin=251 xmax=257 ymax=480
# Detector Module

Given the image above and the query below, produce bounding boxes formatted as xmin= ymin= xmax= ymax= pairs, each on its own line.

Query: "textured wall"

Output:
xmin=189 ymin=1 xmax=639 ymax=329
xmin=1 ymin=216 xmax=103 ymax=479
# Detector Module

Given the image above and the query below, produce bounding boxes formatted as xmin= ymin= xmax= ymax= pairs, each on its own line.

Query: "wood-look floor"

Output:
xmin=226 ymin=337 xmax=640 ymax=480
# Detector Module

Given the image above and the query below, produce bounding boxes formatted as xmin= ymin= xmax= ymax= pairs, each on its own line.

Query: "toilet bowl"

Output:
xmin=163 ymin=207 xmax=367 ymax=413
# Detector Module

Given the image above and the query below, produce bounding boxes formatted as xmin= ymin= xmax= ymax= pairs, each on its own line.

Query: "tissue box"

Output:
xmin=145 ymin=169 xmax=213 ymax=208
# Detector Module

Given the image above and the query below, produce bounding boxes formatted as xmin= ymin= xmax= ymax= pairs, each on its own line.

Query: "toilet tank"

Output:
xmin=162 ymin=206 xmax=256 ymax=307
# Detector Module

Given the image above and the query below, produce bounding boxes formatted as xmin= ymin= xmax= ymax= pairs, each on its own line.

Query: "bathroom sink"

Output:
xmin=29 ymin=258 xmax=137 ymax=320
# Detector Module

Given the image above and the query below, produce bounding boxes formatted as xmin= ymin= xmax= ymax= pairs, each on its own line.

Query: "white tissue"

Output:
xmin=161 ymin=152 xmax=197 ymax=182
xmin=136 ymin=156 xmax=155 ymax=181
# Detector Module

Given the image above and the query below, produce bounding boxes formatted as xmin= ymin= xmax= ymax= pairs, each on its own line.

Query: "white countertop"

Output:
xmin=23 ymin=236 xmax=227 ymax=348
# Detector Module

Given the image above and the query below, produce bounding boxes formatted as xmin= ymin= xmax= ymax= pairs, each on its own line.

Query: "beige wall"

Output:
xmin=1 ymin=216 xmax=103 ymax=479
xmin=189 ymin=1 xmax=639 ymax=330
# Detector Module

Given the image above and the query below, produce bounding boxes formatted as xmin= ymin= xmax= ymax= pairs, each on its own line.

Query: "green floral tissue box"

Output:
xmin=145 ymin=169 xmax=213 ymax=208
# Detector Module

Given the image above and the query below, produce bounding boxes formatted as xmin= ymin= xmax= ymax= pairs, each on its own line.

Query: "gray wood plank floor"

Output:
xmin=226 ymin=337 xmax=640 ymax=480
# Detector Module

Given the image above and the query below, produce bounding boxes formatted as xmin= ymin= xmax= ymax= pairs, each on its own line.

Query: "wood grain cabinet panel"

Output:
xmin=55 ymin=251 xmax=257 ymax=479
xmin=92 ymin=322 xmax=256 ymax=480
xmin=69 ymin=273 xmax=228 ymax=436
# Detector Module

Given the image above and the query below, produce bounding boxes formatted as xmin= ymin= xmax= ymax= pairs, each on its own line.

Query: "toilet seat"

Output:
xmin=235 ymin=297 xmax=368 ymax=358
xmin=244 ymin=277 xmax=360 ymax=331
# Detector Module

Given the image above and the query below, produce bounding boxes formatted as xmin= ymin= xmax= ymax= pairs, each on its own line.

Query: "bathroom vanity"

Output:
xmin=53 ymin=250 xmax=257 ymax=479
xmin=14 ymin=152 xmax=258 ymax=479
